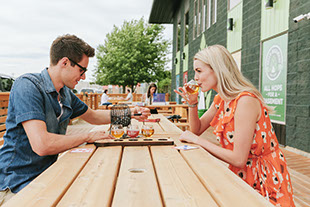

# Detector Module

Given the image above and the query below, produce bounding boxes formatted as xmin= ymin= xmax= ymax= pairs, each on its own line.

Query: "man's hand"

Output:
xmin=131 ymin=106 xmax=151 ymax=120
xmin=86 ymin=130 xmax=114 ymax=143
xmin=179 ymin=130 xmax=199 ymax=144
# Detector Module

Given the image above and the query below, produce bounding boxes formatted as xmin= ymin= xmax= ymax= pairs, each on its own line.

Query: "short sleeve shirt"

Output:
xmin=0 ymin=68 xmax=88 ymax=193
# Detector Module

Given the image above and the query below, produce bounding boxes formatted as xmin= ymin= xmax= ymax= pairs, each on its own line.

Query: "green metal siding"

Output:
xmin=227 ymin=2 xmax=243 ymax=52
xmin=175 ymin=51 xmax=181 ymax=75
xmin=261 ymin=0 xmax=290 ymax=40
xmin=183 ymin=44 xmax=189 ymax=71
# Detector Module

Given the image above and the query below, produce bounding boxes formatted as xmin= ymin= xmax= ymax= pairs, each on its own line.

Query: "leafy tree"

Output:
xmin=95 ymin=18 xmax=170 ymax=92
xmin=157 ymin=70 xmax=171 ymax=94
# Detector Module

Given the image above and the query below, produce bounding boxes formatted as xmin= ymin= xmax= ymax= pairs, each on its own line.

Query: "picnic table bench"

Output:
xmin=4 ymin=114 xmax=273 ymax=207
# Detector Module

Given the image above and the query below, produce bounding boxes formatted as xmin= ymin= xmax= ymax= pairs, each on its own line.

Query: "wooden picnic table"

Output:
xmin=4 ymin=114 xmax=274 ymax=207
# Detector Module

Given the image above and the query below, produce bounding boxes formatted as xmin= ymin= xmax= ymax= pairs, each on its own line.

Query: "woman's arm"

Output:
xmin=174 ymin=86 xmax=217 ymax=136
xmin=180 ymin=96 xmax=260 ymax=168
xmin=189 ymin=102 xmax=217 ymax=135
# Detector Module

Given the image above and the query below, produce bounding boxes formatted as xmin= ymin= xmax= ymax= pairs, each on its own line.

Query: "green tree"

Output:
xmin=157 ymin=70 xmax=171 ymax=94
xmin=95 ymin=18 xmax=170 ymax=92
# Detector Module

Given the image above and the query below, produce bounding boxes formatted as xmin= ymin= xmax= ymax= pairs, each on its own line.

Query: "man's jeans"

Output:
xmin=0 ymin=188 xmax=15 ymax=206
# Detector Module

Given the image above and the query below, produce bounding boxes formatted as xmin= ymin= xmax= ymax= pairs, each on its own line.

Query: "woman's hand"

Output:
xmin=174 ymin=84 xmax=198 ymax=105
xmin=179 ymin=130 xmax=200 ymax=144
xmin=131 ymin=106 xmax=151 ymax=120
xmin=86 ymin=130 xmax=114 ymax=143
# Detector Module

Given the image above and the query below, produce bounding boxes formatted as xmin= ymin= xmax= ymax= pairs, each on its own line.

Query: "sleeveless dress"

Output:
xmin=210 ymin=92 xmax=295 ymax=207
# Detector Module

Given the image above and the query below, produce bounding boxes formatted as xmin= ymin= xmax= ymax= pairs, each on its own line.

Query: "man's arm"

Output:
xmin=80 ymin=107 xmax=151 ymax=125
xmin=79 ymin=108 xmax=111 ymax=125
xmin=22 ymin=119 xmax=113 ymax=156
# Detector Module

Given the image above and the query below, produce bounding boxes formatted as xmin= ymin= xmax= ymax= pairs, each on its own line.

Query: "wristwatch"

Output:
xmin=188 ymin=102 xmax=198 ymax=108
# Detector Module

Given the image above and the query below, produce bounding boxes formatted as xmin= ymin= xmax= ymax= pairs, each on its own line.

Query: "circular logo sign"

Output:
xmin=265 ymin=45 xmax=283 ymax=81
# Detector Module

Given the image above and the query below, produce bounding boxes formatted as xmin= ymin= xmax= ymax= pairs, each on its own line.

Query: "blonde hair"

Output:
xmin=194 ymin=45 xmax=273 ymax=112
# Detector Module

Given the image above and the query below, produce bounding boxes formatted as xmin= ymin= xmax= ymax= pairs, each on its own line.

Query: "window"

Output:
xmin=212 ymin=0 xmax=217 ymax=24
xmin=184 ymin=11 xmax=189 ymax=45
xmin=177 ymin=22 xmax=181 ymax=52
xmin=206 ymin=0 xmax=211 ymax=29
xmin=193 ymin=0 xmax=197 ymax=38
xmin=202 ymin=1 xmax=206 ymax=32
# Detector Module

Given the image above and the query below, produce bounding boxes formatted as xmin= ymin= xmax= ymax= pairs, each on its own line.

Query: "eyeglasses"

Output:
xmin=68 ymin=58 xmax=87 ymax=76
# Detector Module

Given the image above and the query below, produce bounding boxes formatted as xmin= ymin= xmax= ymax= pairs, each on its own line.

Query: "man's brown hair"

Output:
xmin=50 ymin=34 xmax=95 ymax=66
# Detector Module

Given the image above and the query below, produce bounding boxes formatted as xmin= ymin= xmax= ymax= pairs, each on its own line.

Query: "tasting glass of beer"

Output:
xmin=141 ymin=125 xmax=155 ymax=138
xmin=111 ymin=124 xmax=124 ymax=139
xmin=127 ymin=125 xmax=140 ymax=138
xmin=185 ymin=79 xmax=199 ymax=94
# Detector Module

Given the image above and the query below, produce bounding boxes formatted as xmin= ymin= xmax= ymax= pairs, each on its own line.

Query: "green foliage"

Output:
xmin=157 ymin=70 xmax=171 ymax=93
xmin=95 ymin=18 xmax=170 ymax=92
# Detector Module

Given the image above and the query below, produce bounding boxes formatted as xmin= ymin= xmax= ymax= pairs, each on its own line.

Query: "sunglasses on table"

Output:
xmin=68 ymin=58 xmax=87 ymax=76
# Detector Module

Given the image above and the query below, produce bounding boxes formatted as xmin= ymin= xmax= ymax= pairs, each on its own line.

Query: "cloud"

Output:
xmin=0 ymin=0 xmax=172 ymax=82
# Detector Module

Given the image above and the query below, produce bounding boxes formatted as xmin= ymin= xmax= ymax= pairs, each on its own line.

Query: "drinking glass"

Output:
xmin=141 ymin=125 xmax=155 ymax=138
xmin=127 ymin=125 xmax=140 ymax=138
xmin=185 ymin=79 xmax=199 ymax=94
xmin=111 ymin=124 xmax=124 ymax=138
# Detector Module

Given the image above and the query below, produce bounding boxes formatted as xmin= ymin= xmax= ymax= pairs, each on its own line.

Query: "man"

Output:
xmin=124 ymin=88 xmax=133 ymax=101
xmin=0 ymin=34 xmax=150 ymax=205
xmin=100 ymin=89 xmax=112 ymax=108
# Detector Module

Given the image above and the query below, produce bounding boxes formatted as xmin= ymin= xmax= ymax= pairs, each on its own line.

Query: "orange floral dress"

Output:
xmin=210 ymin=92 xmax=295 ymax=207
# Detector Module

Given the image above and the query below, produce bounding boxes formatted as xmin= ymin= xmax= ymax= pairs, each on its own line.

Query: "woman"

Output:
xmin=144 ymin=83 xmax=157 ymax=105
xmin=175 ymin=45 xmax=294 ymax=207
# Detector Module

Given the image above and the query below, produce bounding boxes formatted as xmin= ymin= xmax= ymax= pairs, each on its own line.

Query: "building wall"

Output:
xmin=241 ymin=0 xmax=261 ymax=88
xmin=286 ymin=0 xmax=310 ymax=152
xmin=170 ymin=0 xmax=310 ymax=152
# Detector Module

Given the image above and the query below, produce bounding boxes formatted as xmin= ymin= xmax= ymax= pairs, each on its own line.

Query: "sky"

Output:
xmin=0 ymin=0 xmax=172 ymax=82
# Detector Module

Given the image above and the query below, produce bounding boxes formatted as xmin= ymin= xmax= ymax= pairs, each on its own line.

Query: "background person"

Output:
xmin=0 ymin=34 xmax=150 ymax=205
xmin=100 ymin=89 xmax=112 ymax=108
xmin=124 ymin=88 xmax=133 ymax=101
xmin=174 ymin=45 xmax=294 ymax=206
xmin=143 ymin=83 xmax=157 ymax=105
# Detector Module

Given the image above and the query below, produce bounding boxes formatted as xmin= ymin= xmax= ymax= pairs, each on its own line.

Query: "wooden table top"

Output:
xmin=4 ymin=114 xmax=273 ymax=207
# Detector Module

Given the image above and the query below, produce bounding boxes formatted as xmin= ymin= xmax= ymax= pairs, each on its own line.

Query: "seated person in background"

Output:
xmin=143 ymin=83 xmax=158 ymax=114
xmin=143 ymin=83 xmax=157 ymax=105
xmin=100 ymin=89 xmax=112 ymax=107
xmin=0 ymin=34 xmax=151 ymax=205
xmin=124 ymin=89 xmax=133 ymax=101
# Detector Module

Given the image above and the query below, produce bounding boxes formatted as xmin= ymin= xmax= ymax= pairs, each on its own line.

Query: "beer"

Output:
xmin=142 ymin=129 xmax=155 ymax=137
xmin=127 ymin=125 xmax=140 ymax=138
xmin=185 ymin=80 xmax=199 ymax=94
xmin=111 ymin=124 xmax=124 ymax=138
xmin=141 ymin=125 xmax=154 ymax=138
xmin=111 ymin=130 xmax=124 ymax=138
xmin=186 ymin=84 xmax=199 ymax=94
xmin=127 ymin=129 xmax=140 ymax=138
